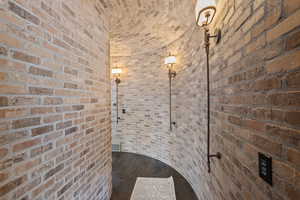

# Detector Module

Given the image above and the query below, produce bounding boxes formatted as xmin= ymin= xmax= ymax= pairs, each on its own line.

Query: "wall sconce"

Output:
xmin=112 ymin=68 xmax=122 ymax=124
xmin=165 ymin=54 xmax=177 ymax=131
xmin=196 ymin=0 xmax=221 ymax=173
xmin=196 ymin=0 xmax=221 ymax=44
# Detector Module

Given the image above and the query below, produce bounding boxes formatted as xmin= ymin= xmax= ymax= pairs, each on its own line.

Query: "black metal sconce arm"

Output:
xmin=168 ymin=65 xmax=176 ymax=131
xmin=204 ymin=28 xmax=222 ymax=173
xmin=204 ymin=28 xmax=221 ymax=48
xmin=115 ymin=77 xmax=121 ymax=124
xmin=209 ymin=152 xmax=221 ymax=159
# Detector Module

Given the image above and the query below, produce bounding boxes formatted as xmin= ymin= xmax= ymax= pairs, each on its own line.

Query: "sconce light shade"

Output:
xmin=112 ymin=68 xmax=122 ymax=75
xmin=195 ymin=0 xmax=217 ymax=27
xmin=165 ymin=55 xmax=176 ymax=65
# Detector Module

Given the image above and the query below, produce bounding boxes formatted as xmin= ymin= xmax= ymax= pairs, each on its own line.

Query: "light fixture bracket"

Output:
xmin=209 ymin=152 xmax=221 ymax=159
xmin=115 ymin=77 xmax=121 ymax=84
xmin=205 ymin=28 xmax=221 ymax=45
xmin=169 ymin=70 xmax=176 ymax=79
xmin=213 ymin=29 xmax=221 ymax=44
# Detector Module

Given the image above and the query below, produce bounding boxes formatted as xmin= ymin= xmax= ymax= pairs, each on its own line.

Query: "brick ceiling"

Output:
xmin=101 ymin=0 xmax=196 ymax=56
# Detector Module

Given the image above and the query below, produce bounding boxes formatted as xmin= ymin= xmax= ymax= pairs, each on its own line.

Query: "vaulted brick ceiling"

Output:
xmin=102 ymin=0 xmax=196 ymax=56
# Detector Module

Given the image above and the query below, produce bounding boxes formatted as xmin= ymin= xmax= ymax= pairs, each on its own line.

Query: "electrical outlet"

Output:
xmin=258 ymin=153 xmax=272 ymax=186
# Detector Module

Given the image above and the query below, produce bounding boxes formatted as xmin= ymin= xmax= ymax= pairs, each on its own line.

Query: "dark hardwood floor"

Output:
xmin=111 ymin=152 xmax=198 ymax=200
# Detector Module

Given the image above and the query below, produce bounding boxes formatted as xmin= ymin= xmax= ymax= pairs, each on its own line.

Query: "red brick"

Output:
xmin=0 ymin=175 xmax=27 ymax=197
xmin=55 ymin=106 xmax=72 ymax=113
xmin=266 ymin=50 xmax=300 ymax=73
xmin=11 ymin=50 xmax=40 ymax=65
xmin=29 ymin=87 xmax=53 ymax=95
xmin=286 ymin=30 xmax=300 ymax=50
xmin=13 ymin=138 xmax=41 ymax=152
xmin=64 ymin=112 xmax=78 ymax=119
xmin=250 ymin=108 xmax=271 ymax=121
xmin=41 ymin=2 xmax=60 ymax=20
xmin=0 ymin=130 xmax=28 ymax=146
xmin=31 ymin=107 xmax=54 ymax=115
xmin=0 ymin=84 xmax=26 ymax=94
xmin=253 ymin=78 xmax=281 ymax=91
xmin=0 ymin=172 xmax=9 ymax=183
xmin=266 ymin=125 xmax=300 ymax=149
xmin=53 ymin=38 xmax=70 ymax=50
xmin=233 ymin=7 xmax=251 ymax=31
xmin=15 ymin=158 xmax=42 ymax=175
xmin=64 ymin=67 xmax=78 ymax=76
xmin=0 ymin=108 xmax=28 ymax=119
xmin=0 ymin=97 xmax=8 ymax=107
xmin=44 ymin=131 xmax=63 ymax=143
xmin=9 ymin=96 xmax=40 ymax=106
xmin=0 ymin=46 xmax=7 ymax=55
xmin=43 ymin=97 xmax=63 ymax=105
xmin=12 ymin=117 xmax=40 ymax=129
xmin=265 ymin=6 xmax=281 ymax=29
xmin=1 ymin=120 xmax=16 ymax=133
xmin=284 ymin=0 xmax=300 ymax=15
xmin=31 ymin=125 xmax=54 ymax=136
xmin=13 ymin=177 xmax=41 ymax=199
xmin=32 ymin=178 xmax=54 ymax=198
xmin=43 ymin=114 xmax=63 ymax=123
xmin=251 ymin=135 xmax=282 ymax=157
xmin=244 ymin=119 xmax=266 ymax=132
xmin=30 ymin=143 xmax=53 ymax=158
xmin=56 ymin=120 xmax=72 ymax=130
xmin=29 ymin=66 xmax=53 ymax=77
xmin=65 ymin=127 xmax=78 ymax=135
xmin=273 ymin=160 xmax=295 ymax=180
xmin=64 ymin=82 xmax=78 ymax=89
xmin=287 ymin=148 xmax=300 ymax=166
xmin=265 ymin=39 xmax=284 ymax=60
xmin=0 ymin=33 xmax=23 ymax=48
xmin=285 ymin=111 xmax=300 ymax=126
xmin=228 ymin=115 xmax=242 ymax=126
xmin=57 ymin=180 xmax=73 ymax=197
xmin=8 ymin=1 xmax=40 ymax=25
xmin=285 ymin=184 xmax=300 ymax=200
xmin=72 ymin=105 xmax=84 ymax=111
xmin=85 ymin=128 xmax=94 ymax=135
xmin=0 ymin=148 xmax=8 ymax=158
xmin=295 ymin=171 xmax=300 ymax=188
xmin=267 ymin=9 xmax=300 ymax=42
xmin=0 ymin=72 xmax=7 ymax=81
xmin=44 ymin=164 xmax=64 ymax=180
xmin=268 ymin=92 xmax=300 ymax=106
xmin=271 ymin=109 xmax=286 ymax=122
xmin=286 ymin=71 xmax=300 ymax=88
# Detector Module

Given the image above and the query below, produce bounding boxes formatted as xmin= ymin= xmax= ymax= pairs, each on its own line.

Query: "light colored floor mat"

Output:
xmin=130 ymin=177 xmax=176 ymax=200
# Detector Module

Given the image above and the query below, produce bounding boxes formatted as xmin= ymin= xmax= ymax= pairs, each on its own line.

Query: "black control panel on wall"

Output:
xmin=258 ymin=153 xmax=272 ymax=186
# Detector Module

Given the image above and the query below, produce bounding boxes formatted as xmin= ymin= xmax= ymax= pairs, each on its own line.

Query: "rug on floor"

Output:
xmin=130 ymin=177 xmax=176 ymax=200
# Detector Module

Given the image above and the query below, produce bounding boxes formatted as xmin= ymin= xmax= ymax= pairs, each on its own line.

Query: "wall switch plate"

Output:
xmin=258 ymin=153 xmax=272 ymax=186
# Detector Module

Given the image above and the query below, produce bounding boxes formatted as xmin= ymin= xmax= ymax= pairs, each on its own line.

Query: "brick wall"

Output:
xmin=0 ymin=0 xmax=111 ymax=200
xmin=108 ymin=0 xmax=195 ymax=56
xmin=109 ymin=0 xmax=196 ymax=166
xmin=111 ymin=52 xmax=173 ymax=163
xmin=170 ymin=0 xmax=300 ymax=199
xmin=111 ymin=0 xmax=300 ymax=200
